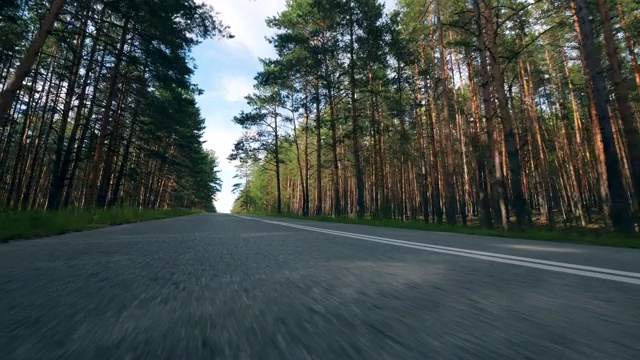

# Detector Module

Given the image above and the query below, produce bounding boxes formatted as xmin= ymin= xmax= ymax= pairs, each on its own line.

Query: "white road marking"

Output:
xmin=233 ymin=215 xmax=640 ymax=286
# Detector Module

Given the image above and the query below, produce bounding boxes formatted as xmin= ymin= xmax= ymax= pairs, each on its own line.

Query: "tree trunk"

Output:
xmin=474 ymin=0 xmax=507 ymax=229
xmin=483 ymin=0 xmax=529 ymax=229
xmin=85 ymin=17 xmax=130 ymax=207
xmin=597 ymin=0 xmax=640 ymax=215
xmin=291 ymin=96 xmax=307 ymax=216
xmin=349 ymin=7 xmax=365 ymax=219
xmin=414 ymin=64 xmax=430 ymax=223
xmin=0 ymin=0 xmax=66 ymax=128
xmin=571 ymin=7 xmax=612 ymax=227
xmin=97 ymin=76 xmax=129 ymax=207
xmin=109 ymin=101 xmax=138 ymax=208
xmin=518 ymin=49 xmax=553 ymax=226
xmin=47 ymin=13 xmax=89 ymax=209
xmin=327 ymin=82 xmax=341 ymax=216
xmin=572 ymin=0 xmax=634 ymax=233
xmin=303 ymin=91 xmax=310 ymax=216
xmin=434 ymin=0 xmax=457 ymax=225
xmin=419 ymin=41 xmax=443 ymax=224
xmin=274 ymin=107 xmax=282 ymax=214
xmin=314 ymin=78 xmax=323 ymax=215
xmin=466 ymin=50 xmax=492 ymax=228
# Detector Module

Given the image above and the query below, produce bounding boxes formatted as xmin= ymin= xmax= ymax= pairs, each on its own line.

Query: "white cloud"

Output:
xmin=217 ymin=75 xmax=254 ymax=102
xmin=200 ymin=116 xmax=242 ymax=170
xmin=204 ymin=0 xmax=286 ymax=59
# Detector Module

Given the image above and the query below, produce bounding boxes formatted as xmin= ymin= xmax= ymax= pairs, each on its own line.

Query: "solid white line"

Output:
xmin=233 ymin=215 xmax=640 ymax=286
xmin=264 ymin=220 xmax=640 ymax=279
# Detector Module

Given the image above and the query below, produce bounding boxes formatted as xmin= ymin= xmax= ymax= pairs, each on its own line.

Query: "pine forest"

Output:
xmin=0 ymin=0 xmax=225 ymax=213
xmin=230 ymin=0 xmax=640 ymax=235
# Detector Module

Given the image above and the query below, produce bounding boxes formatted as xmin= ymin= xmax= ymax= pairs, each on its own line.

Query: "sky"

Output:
xmin=194 ymin=0 xmax=396 ymax=213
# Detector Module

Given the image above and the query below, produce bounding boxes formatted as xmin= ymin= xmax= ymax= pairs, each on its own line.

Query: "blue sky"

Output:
xmin=194 ymin=0 xmax=395 ymax=213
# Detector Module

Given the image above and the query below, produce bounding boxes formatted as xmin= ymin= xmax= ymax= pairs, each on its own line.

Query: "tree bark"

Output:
xmin=597 ymin=0 xmax=640 ymax=215
xmin=466 ymin=51 xmax=492 ymax=228
xmin=85 ymin=17 xmax=130 ymax=206
xmin=483 ymin=0 xmax=529 ymax=229
xmin=0 ymin=0 xmax=66 ymax=128
xmin=572 ymin=0 xmax=634 ymax=233
xmin=314 ymin=77 xmax=323 ymax=215
xmin=348 ymin=6 xmax=365 ymax=219
xmin=274 ymin=107 xmax=282 ymax=214
xmin=47 ymin=13 xmax=90 ymax=209
xmin=434 ymin=0 xmax=457 ymax=225
xmin=474 ymin=0 xmax=507 ymax=229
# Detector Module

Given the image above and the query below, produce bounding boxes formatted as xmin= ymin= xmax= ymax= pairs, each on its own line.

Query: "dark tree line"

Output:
xmin=1 ymin=0 xmax=226 ymax=211
xmin=231 ymin=0 xmax=640 ymax=235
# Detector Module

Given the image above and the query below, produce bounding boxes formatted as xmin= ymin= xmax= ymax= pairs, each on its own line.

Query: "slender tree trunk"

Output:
xmin=418 ymin=41 xmax=443 ymax=224
xmin=572 ymin=0 xmax=634 ymax=233
xmin=0 ymin=0 xmax=66 ymax=128
xmin=451 ymin=50 xmax=470 ymax=225
xmin=4 ymin=56 xmax=45 ymax=208
xmin=571 ymin=8 xmax=611 ymax=227
xmin=327 ymin=83 xmax=341 ymax=216
xmin=303 ymin=91 xmax=310 ymax=216
xmin=483 ymin=0 xmax=529 ymax=229
xmin=474 ymin=0 xmax=507 ymax=229
xmin=274 ymin=107 xmax=282 ymax=214
xmin=57 ymin=31 xmax=103 ymax=207
xmin=434 ymin=0 xmax=457 ymax=225
xmin=562 ymin=48 xmax=593 ymax=223
xmin=414 ymin=64 xmax=430 ymax=223
xmin=109 ymin=107 xmax=136 ymax=209
xmin=64 ymin=47 xmax=107 ymax=207
xmin=518 ymin=50 xmax=553 ymax=226
xmin=314 ymin=78 xmax=322 ymax=215
xmin=85 ymin=17 xmax=130 ymax=206
xmin=466 ymin=50 xmax=492 ymax=227
xmin=597 ymin=0 xmax=640 ymax=215
xmin=98 ymin=76 xmax=129 ymax=207
xmin=291 ymin=97 xmax=307 ymax=216
xmin=47 ymin=14 xmax=89 ymax=209
xmin=5 ymin=48 xmax=57 ymax=208
xmin=349 ymin=8 xmax=365 ymax=218
xmin=545 ymin=47 xmax=587 ymax=226
xmin=33 ymin=77 xmax=63 ymax=208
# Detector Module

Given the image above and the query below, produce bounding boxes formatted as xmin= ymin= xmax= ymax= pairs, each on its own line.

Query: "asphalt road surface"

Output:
xmin=1 ymin=214 xmax=639 ymax=359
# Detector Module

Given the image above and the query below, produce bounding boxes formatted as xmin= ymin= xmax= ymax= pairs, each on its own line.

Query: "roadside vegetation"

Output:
xmin=230 ymin=0 xmax=640 ymax=244
xmin=1 ymin=0 xmax=226 ymax=240
xmin=0 ymin=208 xmax=204 ymax=242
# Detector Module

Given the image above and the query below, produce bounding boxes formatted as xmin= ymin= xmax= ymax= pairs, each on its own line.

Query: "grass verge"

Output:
xmin=248 ymin=212 xmax=640 ymax=249
xmin=0 ymin=208 xmax=203 ymax=242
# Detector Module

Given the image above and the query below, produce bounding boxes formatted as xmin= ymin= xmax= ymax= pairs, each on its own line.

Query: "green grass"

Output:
xmin=248 ymin=212 xmax=640 ymax=249
xmin=0 ymin=208 xmax=203 ymax=242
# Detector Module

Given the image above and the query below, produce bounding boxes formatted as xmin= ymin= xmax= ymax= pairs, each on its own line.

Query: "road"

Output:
xmin=1 ymin=214 xmax=639 ymax=359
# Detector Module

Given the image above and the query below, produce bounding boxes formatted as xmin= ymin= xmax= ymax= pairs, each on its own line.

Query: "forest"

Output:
xmin=0 ymin=0 xmax=225 ymax=214
xmin=230 ymin=0 xmax=640 ymax=235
